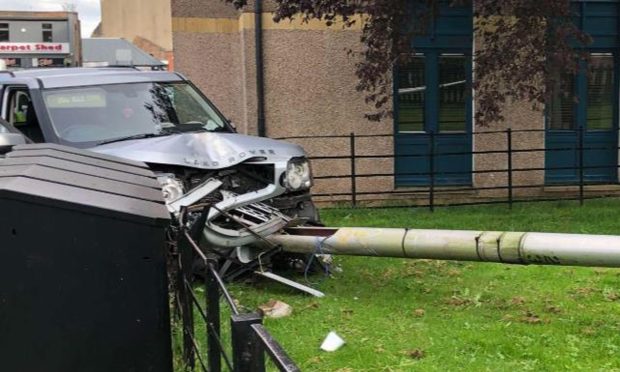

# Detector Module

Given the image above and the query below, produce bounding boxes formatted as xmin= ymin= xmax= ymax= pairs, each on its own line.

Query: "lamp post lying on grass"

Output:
xmin=270 ymin=227 xmax=620 ymax=268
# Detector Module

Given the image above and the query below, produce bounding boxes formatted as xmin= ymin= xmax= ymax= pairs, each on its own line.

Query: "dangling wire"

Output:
xmin=304 ymin=236 xmax=331 ymax=285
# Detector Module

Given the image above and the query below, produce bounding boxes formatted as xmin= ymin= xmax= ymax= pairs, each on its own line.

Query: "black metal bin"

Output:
xmin=0 ymin=144 xmax=172 ymax=372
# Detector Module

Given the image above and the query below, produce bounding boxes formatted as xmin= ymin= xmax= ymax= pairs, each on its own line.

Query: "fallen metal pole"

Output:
xmin=270 ymin=227 xmax=620 ymax=268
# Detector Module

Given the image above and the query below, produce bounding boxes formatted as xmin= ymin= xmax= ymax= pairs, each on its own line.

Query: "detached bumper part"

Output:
xmin=203 ymin=200 xmax=290 ymax=248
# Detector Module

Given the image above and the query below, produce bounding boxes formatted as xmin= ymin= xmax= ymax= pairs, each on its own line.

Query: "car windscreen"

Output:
xmin=42 ymin=82 xmax=229 ymax=145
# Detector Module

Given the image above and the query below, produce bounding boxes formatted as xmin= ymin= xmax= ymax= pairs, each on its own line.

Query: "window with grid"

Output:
xmin=587 ymin=54 xmax=614 ymax=131
xmin=397 ymin=57 xmax=425 ymax=132
xmin=396 ymin=54 xmax=469 ymax=133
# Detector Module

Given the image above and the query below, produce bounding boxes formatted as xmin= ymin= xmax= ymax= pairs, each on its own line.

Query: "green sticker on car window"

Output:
xmin=46 ymin=89 xmax=106 ymax=108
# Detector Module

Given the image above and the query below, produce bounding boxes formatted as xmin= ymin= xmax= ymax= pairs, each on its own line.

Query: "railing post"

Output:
xmin=429 ymin=131 xmax=435 ymax=212
xmin=206 ymin=261 xmax=221 ymax=372
xmin=507 ymin=128 xmax=513 ymax=210
xmin=231 ymin=313 xmax=265 ymax=372
xmin=350 ymin=132 xmax=357 ymax=208
xmin=179 ymin=234 xmax=195 ymax=369
xmin=579 ymin=125 xmax=585 ymax=206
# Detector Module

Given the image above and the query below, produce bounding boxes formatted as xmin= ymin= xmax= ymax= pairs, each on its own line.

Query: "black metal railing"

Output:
xmin=173 ymin=222 xmax=299 ymax=372
xmin=276 ymin=127 xmax=620 ymax=210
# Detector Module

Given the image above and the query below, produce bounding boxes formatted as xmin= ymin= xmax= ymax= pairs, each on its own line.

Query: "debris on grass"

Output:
xmin=519 ymin=311 xmax=548 ymax=324
xmin=302 ymin=301 xmax=320 ymax=311
xmin=406 ymin=269 xmax=426 ymax=278
xmin=581 ymin=327 xmax=596 ymax=336
xmin=413 ymin=308 xmax=426 ymax=317
xmin=446 ymin=293 xmax=482 ymax=307
xmin=544 ymin=304 xmax=562 ymax=314
xmin=380 ymin=268 xmax=396 ymax=282
xmin=521 ymin=315 xmax=543 ymax=324
xmin=258 ymin=299 xmax=293 ymax=319
xmin=571 ymin=286 xmax=596 ymax=298
xmin=489 ymin=298 xmax=512 ymax=310
xmin=446 ymin=296 xmax=471 ymax=307
xmin=445 ymin=288 xmax=484 ymax=307
xmin=403 ymin=348 xmax=426 ymax=360
xmin=511 ymin=296 xmax=527 ymax=305
xmin=603 ymin=288 xmax=619 ymax=301
xmin=320 ymin=331 xmax=345 ymax=352
xmin=447 ymin=268 xmax=461 ymax=277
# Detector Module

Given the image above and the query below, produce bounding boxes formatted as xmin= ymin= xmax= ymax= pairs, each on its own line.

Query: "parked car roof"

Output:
xmin=0 ymin=68 xmax=184 ymax=89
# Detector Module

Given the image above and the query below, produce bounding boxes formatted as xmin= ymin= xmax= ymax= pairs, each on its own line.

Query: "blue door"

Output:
xmin=394 ymin=2 xmax=473 ymax=186
xmin=546 ymin=54 xmax=618 ymax=184
xmin=545 ymin=2 xmax=619 ymax=184
xmin=394 ymin=53 xmax=472 ymax=186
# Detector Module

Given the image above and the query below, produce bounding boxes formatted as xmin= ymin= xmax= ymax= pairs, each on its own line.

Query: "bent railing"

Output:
xmin=173 ymin=221 xmax=299 ymax=372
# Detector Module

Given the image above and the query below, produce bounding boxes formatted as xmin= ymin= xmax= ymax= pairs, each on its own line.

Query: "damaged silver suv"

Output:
xmin=0 ymin=68 xmax=318 ymax=262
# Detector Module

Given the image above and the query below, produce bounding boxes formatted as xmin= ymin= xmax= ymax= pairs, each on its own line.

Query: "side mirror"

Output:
xmin=0 ymin=132 xmax=27 ymax=154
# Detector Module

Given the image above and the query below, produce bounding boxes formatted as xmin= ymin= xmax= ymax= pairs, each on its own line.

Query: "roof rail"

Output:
xmin=104 ymin=65 xmax=166 ymax=71
xmin=100 ymin=65 xmax=141 ymax=70
xmin=0 ymin=70 xmax=15 ymax=77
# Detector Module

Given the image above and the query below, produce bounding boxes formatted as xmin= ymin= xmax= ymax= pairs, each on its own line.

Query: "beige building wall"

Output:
xmin=98 ymin=0 xmax=173 ymax=62
xmin=171 ymin=5 xmax=245 ymax=134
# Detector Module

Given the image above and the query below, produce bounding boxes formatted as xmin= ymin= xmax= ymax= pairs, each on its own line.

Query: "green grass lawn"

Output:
xmin=181 ymin=199 xmax=620 ymax=371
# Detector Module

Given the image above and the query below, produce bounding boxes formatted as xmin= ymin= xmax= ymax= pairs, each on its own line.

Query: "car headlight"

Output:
xmin=284 ymin=157 xmax=312 ymax=191
xmin=157 ymin=174 xmax=185 ymax=203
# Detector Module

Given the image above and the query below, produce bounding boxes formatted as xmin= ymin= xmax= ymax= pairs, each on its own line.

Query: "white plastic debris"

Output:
xmin=320 ymin=331 xmax=345 ymax=352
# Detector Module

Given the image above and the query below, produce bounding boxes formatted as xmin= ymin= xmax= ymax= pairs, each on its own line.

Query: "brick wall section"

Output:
xmin=132 ymin=36 xmax=170 ymax=62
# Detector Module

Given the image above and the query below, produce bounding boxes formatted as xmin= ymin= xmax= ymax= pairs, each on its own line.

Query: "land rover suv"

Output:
xmin=0 ymin=68 xmax=318 ymax=258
